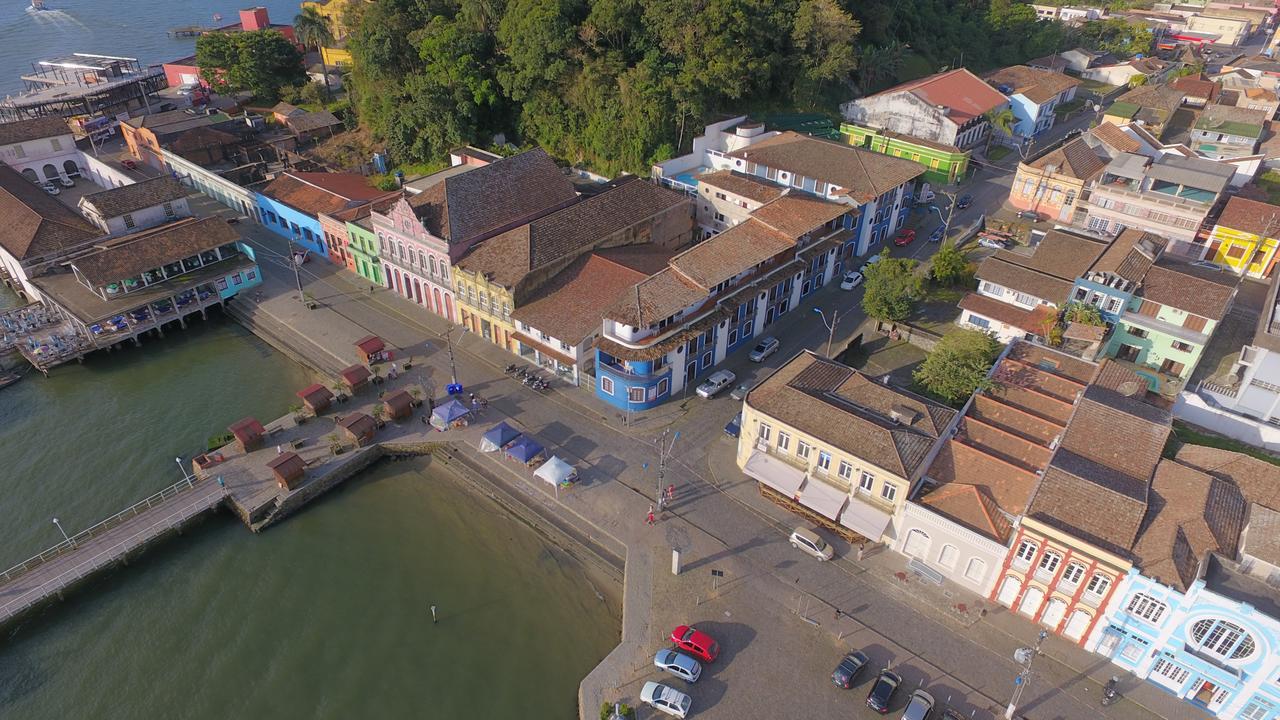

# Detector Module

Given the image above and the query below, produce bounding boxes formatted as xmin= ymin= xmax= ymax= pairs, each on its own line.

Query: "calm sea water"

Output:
xmin=0 ymin=286 xmax=618 ymax=718
xmin=0 ymin=0 xmax=302 ymax=95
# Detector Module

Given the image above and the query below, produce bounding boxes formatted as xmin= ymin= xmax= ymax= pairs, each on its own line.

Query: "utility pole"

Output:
xmin=813 ymin=307 xmax=840 ymax=359
xmin=655 ymin=429 xmax=679 ymax=511
xmin=1006 ymin=629 xmax=1049 ymax=719
xmin=287 ymin=232 xmax=304 ymax=301
xmin=444 ymin=325 xmax=459 ymax=389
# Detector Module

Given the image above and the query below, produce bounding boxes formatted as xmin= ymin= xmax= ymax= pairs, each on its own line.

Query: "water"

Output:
xmin=0 ymin=0 xmax=303 ymax=96
xmin=0 ymin=291 xmax=619 ymax=718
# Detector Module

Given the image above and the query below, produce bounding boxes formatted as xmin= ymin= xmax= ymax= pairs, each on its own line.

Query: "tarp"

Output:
xmin=742 ymin=450 xmax=806 ymax=497
xmin=839 ymin=497 xmax=894 ymax=541
xmin=431 ymin=399 xmax=471 ymax=428
xmin=534 ymin=455 xmax=577 ymax=486
xmin=480 ymin=422 xmax=521 ymax=453
xmin=505 ymin=436 xmax=544 ymax=463
xmin=798 ymin=478 xmax=848 ymax=521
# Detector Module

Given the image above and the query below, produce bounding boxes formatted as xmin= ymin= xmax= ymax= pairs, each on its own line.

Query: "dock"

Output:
xmin=167 ymin=26 xmax=214 ymax=37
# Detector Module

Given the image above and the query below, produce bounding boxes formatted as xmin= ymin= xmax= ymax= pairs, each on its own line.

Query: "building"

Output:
xmin=1171 ymin=74 xmax=1222 ymax=109
xmin=1070 ymin=228 xmax=1169 ymax=323
xmin=317 ymin=190 xmax=399 ymax=276
xmin=983 ymin=65 xmax=1081 ymax=143
xmin=284 ymin=110 xmax=342 ymax=143
xmin=1101 ymin=255 xmax=1239 ymax=385
xmin=1104 ymin=85 xmax=1187 ymax=139
xmin=738 ymin=350 xmax=958 ymax=543
xmin=1187 ymin=13 xmax=1254 ymax=45
xmin=1008 ymin=135 xmax=1109 ymax=224
xmin=1199 ymin=270 xmax=1280 ymax=422
xmin=1192 ymin=105 xmax=1268 ymax=160
xmin=839 ymin=124 xmax=971 ymax=186
xmin=341 ymin=196 xmax=400 ymax=286
xmin=301 ymin=0 xmax=358 ymax=67
xmin=0 ymin=116 xmax=82 ymax=184
xmin=374 ymin=148 xmax=576 ymax=323
xmin=1081 ymin=58 xmax=1177 ymax=87
xmin=0 ymin=163 xmax=100 ymax=300
xmin=594 ymin=191 xmax=852 ymax=409
xmin=1030 ymin=5 xmax=1108 ymax=24
xmin=1223 ymin=87 xmax=1280 ymax=120
xmin=255 ymin=171 xmax=386 ymax=260
xmin=839 ymin=69 xmax=1010 ymax=151
xmin=122 ymin=110 xmax=235 ymax=171
xmin=160 ymin=8 xmax=299 ymax=89
xmin=454 ymin=178 xmax=691 ymax=354
xmin=1083 ymin=152 xmax=1234 ymax=250
xmin=960 ymin=229 xmax=1108 ymax=342
xmin=1027 ymin=48 xmax=1115 ymax=74
xmin=1208 ymin=196 xmax=1280 ymax=277
xmin=0 ymin=54 xmax=164 ymax=123
xmin=689 ymin=169 xmax=785 ymax=237
xmin=77 ymin=176 xmax=191 ymax=236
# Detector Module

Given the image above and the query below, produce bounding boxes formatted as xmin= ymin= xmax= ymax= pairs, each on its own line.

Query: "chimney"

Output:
xmin=239 ymin=7 xmax=270 ymax=31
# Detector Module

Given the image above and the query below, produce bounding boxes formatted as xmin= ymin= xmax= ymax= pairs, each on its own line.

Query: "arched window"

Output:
xmin=937 ymin=544 xmax=958 ymax=569
xmin=964 ymin=557 xmax=986 ymax=584
xmin=1190 ymin=618 xmax=1257 ymax=661
xmin=902 ymin=529 xmax=930 ymax=558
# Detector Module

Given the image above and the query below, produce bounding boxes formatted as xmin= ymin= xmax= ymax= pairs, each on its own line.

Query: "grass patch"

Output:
xmin=896 ymin=53 xmax=937 ymax=84
xmin=1167 ymin=420 xmax=1280 ymax=467
xmin=1256 ymin=170 xmax=1280 ymax=205
xmin=987 ymin=145 xmax=1012 ymax=162
xmin=1078 ymin=78 xmax=1120 ymax=96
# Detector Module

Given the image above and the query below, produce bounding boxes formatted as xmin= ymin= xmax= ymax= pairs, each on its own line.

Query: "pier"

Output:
xmin=167 ymin=26 xmax=215 ymax=37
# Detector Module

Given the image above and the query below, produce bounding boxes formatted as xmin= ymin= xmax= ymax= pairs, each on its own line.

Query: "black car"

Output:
xmin=866 ymin=669 xmax=902 ymax=713
xmin=956 ymin=194 xmax=973 ymax=210
xmin=831 ymin=650 xmax=870 ymax=689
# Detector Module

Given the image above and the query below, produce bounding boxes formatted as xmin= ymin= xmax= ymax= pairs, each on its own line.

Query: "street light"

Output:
xmin=52 ymin=517 xmax=71 ymax=544
xmin=287 ymin=232 xmax=305 ymax=301
xmin=1006 ymin=629 xmax=1049 ymax=719
xmin=175 ymin=456 xmax=190 ymax=482
xmin=813 ymin=307 xmax=840 ymax=360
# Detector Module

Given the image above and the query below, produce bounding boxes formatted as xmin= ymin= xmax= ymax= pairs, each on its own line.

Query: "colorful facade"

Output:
xmin=840 ymin=124 xmax=969 ymax=186
xmin=344 ymin=216 xmax=382 ymax=285
xmin=1209 ymin=196 xmax=1280 ymax=279
xmin=374 ymin=194 xmax=459 ymax=321
xmin=453 ymin=269 xmax=516 ymax=350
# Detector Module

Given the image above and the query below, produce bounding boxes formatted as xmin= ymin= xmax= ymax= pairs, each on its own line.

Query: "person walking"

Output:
xmin=666 ymin=484 xmax=676 ymax=503
xmin=646 ymin=504 xmax=656 ymax=526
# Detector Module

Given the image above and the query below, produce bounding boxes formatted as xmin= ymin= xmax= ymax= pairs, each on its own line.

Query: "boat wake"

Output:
xmin=25 ymin=7 xmax=88 ymax=31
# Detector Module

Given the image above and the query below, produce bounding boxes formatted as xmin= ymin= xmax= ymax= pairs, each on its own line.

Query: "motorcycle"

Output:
xmin=504 ymin=363 xmax=517 ymax=374
xmin=1101 ymin=676 xmax=1119 ymax=707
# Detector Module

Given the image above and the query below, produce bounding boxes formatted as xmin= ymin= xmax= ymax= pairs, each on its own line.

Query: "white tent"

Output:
xmin=534 ymin=455 xmax=577 ymax=486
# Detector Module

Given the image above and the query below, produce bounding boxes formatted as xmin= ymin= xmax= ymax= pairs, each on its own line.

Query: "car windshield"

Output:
xmin=661 ymin=651 xmax=677 ymax=665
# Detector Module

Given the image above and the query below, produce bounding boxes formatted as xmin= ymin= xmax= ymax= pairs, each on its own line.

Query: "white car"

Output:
xmin=840 ymin=270 xmax=864 ymax=290
xmin=641 ymin=681 xmax=692 ymax=719
xmin=748 ymin=336 xmax=779 ymax=362
xmin=653 ymin=649 xmax=702 ymax=683
xmin=859 ymin=254 xmax=883 ymax=275
xmin=696 ymin=369 xmax=736 ymax=398
xmin=790 ymin=527 xmax=834 ymax=561
xmin=41 ymin=182 xmax=60 ymax=196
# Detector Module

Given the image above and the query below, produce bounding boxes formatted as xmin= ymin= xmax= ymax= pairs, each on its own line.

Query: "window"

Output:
xmin=231 ymin=272 xmax=242 ymax=285
xmin=1172 ymin=341 xmax=1193 ymax=352
xmin=1085 ymin=574 xmax=1111 ymax=598
xmin=1226 ymin=245 xmax=1249 ymax=260
xmin=123 ymin=213 xmax=136 ymax=229
xmin=838 ymin=461 xmax=853 ymax=481
xmin=859 ymin=471 xmax=874 ymax=493
xmin=1191 ymin=618 xmax=1257 ymax=660
xmin=816 ymin=451 xmax=832 ymax=471
xmin=776 ymin=431 xmax=791 ymax=451
xmin=12 ymin=144 xmax=24 ymax=158
xmin=600 ymin=376 xmax=614 ymax=395
xmin=629 ymin=387 xmax=646 ymax=403
xmin=215 ymin=277 xmax=227 ymax=290
xmin=1038 ymin=551 xmax=1062 ymax=575
xmin=1061 ymin=562 xmax=1085 ymax=586
xmin=714 ymin=212 xmax=726 ymax=223
xmin=1013 ymin=291 xmax=1038 ymax=307
xmin=1073 ymin=287 xmax=1089 ymax=301
xmin=965 ymin=558 xmax=987 ymax=583
xmin=1105 ymin=297 xmax=1123 ymax=314
xmin=657 ymin=378 xmax=669 ymax=396
xmin=967 ymin=314 xmax=990 ymax=329
xmin=1126 ymin=593 xmax=1168 ymax=624
xmin=758 ymin=422 xmax=772 ymax=442
xmin=938 ymin=544 xmax=958 ymax=569
xmin=162 ymin=201 xmax=175 ymax=217
xmin=1152 ymin=658 xmax=1190 ymax=685
xmin=796 ymin=440 xmax=811 ymax=460
xmin=880 ymin=484 xmax=897 ymax=502
xmin=1015 ymin=540 xmax=1038 ymax=563
xmin=1242 ymin=700 xmax=1276 ymax=720
xmin=1128 ymin=327 xmax=1149 ymax=339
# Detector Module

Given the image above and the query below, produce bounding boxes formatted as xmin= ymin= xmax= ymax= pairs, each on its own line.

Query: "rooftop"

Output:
xmin=1175 ymin=445 xmax=1280 ymax=511
xmin=1026 ymin=136 xmax=1108 ymax=181
xmin=68 ymin=217 xmax=240 ymax=287
xmin=695 ymin=170 xmax=786 ymax=204
xmin=285 ymin=109 xmax=342 ymax=134
xmin=78 ymin=176 xmax=190 ymax=219
xmin=1087 ymin=228 xmax=1166 ymax=285
xmin=727 ymin=131 xmax=924 ymax=204
xmin=0 ymin=163 xmax=99 ymax=261
xmin=983 ymin=65 xmax=1080 ymax=105
xmin=975 ymin=230 xmax=1107 ymax=303
xmin=860 ymin=68 xmax=1010 ymax=123
xmin=0 ymin=116 xmax=70 ymax=145
xmin=1089 ymin=122 xmax=1142 ymax=154
xmin=918 ymin=483 xmax=1013 ymax=544
xmin=1108 ymin=85 xmax=1185 ymax=121
xmin=1140 ymin=256 xmax=1239 ymax=322
xmin=259 ymin=171 xmax=385 ymax=216
xmin=667 ymin=218 xmax=795 ymax=291
xmin=1194 ymin=104 xmax=1268 ymax=139
xmin=1215 ymin=196 xmax=1280 ymax=238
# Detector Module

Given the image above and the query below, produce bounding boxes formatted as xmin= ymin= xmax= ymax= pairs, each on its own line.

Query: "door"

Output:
xmin=903 ymin=529 xmax=930 ymax=558
xmin=1160 ymin=358 xmax=1185 ymax=376
xmin=997 ymin=577 xmax=1021 ymax=607
xmin=1040 ymin=598 xmax=1067 ymax=630
xmin=1117 ymin=344 xmax=1141 ymax=362
xmin=1019 ymin=586 xmax=1045 ymax=617
xmin=1063 ymin=609 xmax=1092 ymax=640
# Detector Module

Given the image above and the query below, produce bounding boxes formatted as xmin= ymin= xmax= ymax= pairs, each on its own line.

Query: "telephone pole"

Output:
xmin=1006 ymin=629 xmax=1049 ymax=719
xmin=655 ymin=429 xmax=679 ymax=510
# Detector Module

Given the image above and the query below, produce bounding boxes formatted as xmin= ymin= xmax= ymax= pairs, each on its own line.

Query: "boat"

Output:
xmin=0 ymin=372 xmax=22 ymax=390
xmin=29 ymin=0 xmax=49 ymax=11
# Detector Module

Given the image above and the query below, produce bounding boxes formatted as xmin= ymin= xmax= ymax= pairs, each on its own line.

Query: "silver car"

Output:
xmin=902 ymin=689 xmax=936 ymax=720
xmin=653 ymin=649 xmax=702 ymax=683
xmin=696 ymin=369 xmax=736 ymax=398
xmin=641 ymin=681 xmax=692 ymax=719
xmin=790 ymin=527 xmax=834 ymax=561
xmin=749 ymin=336 xmax=780 ymax=362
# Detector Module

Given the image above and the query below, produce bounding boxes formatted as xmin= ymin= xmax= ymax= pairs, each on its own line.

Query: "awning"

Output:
xmin=839 ymin=497 xmax=894 ymax=541
xmin=431 ymin=399 xmax=471 ymax=426
xmin=479 ymin=422 xmax=521 ymax=453
xmin=743 ymin=450 xmax=805 ymax=498
xmin=534 ymin=456 xmax=577 ymax=486
xmin=798 ymin=477 xmax=848 ymax=521
xmin=505 ymin=437 xmax=544 ymax=463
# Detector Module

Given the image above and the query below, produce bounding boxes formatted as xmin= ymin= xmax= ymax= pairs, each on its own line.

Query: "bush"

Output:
xmin=862 ymin=253 xmax=924 ymax=323
xmin=600 ymin=702 xmax=635 ymax=720
xmin=914 ymin=329 xmax=1002 ymax=404
xmin=929 ymin=242 xmax=974 ymax=287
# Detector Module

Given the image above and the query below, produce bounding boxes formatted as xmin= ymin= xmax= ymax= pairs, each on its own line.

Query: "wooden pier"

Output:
xmin=167 ymin=26 xmax=214 ymax=37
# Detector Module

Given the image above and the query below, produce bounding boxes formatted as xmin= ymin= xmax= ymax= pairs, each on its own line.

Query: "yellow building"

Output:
xmin=1209 ymin=196 xmax=1280 ymax=279
xmin=301 ymin=0 xmax=362 ymax=67
xmin=737 ymin=351 xmax=957 ymax=543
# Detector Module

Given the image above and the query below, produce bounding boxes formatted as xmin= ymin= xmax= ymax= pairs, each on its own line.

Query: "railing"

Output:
xmin=1199 ymin=379 xmax=1240 ymax=399
xmin=0 ymin=476 xmax=202 ymax=586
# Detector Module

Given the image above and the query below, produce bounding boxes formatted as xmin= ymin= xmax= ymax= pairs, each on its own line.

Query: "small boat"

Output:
xmin=29 ymin=0 xmax=49 ymax=11
xmin=0 ymin=372 xmax=22 ymax=390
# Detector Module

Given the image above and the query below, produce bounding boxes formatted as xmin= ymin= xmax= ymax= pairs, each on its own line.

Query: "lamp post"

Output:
xmin=1006 ymin=629 xmax=1049 ymax=719
xmin=654 ymin=429 xmax=679 ymax=510
xmin=287 ymin=232 xmax=305 ymax=301
xmin=175 ymin=455 xmax=190 ymax=482
xmin=52 ymin=517 xmax=71 ymax=544
xmin=812 ymin=307 xmax=840 ymax=359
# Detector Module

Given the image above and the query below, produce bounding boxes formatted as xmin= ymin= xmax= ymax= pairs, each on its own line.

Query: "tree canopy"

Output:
xmin=928 ymin=242 xmax=974 ymax=287
xmin=913 ymin=329 xmax=1002 ymax=404
xmin=862 ymin=254 xmax=924 ymax=324
xmin=196 ymin=30 xmax=306 ymax=101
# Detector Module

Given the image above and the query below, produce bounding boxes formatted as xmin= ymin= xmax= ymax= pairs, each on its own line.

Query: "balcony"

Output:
xmin=755 ymin=442 xmax=813 ymax=473
xmin=598 ymin=358 xmax=665 ymax=382
xmin=1183 ymin=644 xmax=1243 ymax=680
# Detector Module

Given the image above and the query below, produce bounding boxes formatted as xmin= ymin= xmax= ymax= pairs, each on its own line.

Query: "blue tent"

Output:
xmin=505 ymin=436 xmax=544 ymax=463
xmin=479 ymin=422 xmax=521 ymax=452
xmin=430 ymin=399 xmax=471 ymax=428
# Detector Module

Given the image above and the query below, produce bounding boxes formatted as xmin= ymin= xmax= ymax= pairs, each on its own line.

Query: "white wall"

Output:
xmin=162 ymin=149 xmax=260 ymax=222
xmin=95 ymin=199 xmax=190 ymax=236
xmin=80 ymin=151 xmax=138 ymax=189
xmin=0 ymin=134 xmax=81 ymax=181
xmin=1175 ymin=390 xmax=1280 ymax=451
xmin=894 ymin=501 xmax=1010 ymax=597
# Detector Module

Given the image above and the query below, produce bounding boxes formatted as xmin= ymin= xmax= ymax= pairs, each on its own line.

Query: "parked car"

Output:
xmin=902 ymin=689 xmax=936 ymax=720
xmin=670 ymin=625 xmax=720 ymax=663
xmin=928 ymin=226 xmax=945 ymax=243
xmin=831 ymin=650 xmax=870 ymax=689
xmin=866 ymin=669 xmax=903 ymax=713
xmin=730 ymin=383 xmax=751 ymax=401
xmin=653 ymin=649 xmax=703 ymax=683
xmin=724 ymin=412 xmax=742 ymax=438
xmin=696 ymin=370 xmax=736 ymax=398
xmin=120 ymin=158 xmax=138 ymax=170
xmin=749 ymin=336 xmax=780 ymax=362
xmin=641 ymin=681 xmax=692 ymax=719
xmin=840 ymin=270 xmax=864 ymax=290
xmin=956 ymin=194 xmax=973 ymax=210
xmin=1015 ymin=210 xmax=1040 ymax=221
xmin=40 ymin=182 xmax=60 ymax=196
xmin=790 ymin=527 xmax=834 ymax=561
xmin=893 ymin=228 xmax=916 ymax=246
xmin=176 ymin=83 xmax=199 ymax=96
xmin=977 ymin=236 xmax=1008 ymax=250
xmin=56 ymin=176 xmax=74 ymax=188
xmin=859 ymin=254 xmax=883 ymax=275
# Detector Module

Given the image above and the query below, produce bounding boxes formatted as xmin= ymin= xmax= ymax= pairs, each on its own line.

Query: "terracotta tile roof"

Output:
xmin=1028 ymin=464 xmax=1149 ymax=557
xmin=0 ymin=116 xmax=70 ymax=145
xmin=1090 ymin=122 xmax=1142 ymax=154
xmin=975 ymin=257 xmax=1074 ymax=304
xmin=1175 ymin=445 xmax=1280 ymax=510
xmin=285 ymin=109 xmax=342 ymax=134
xmin=1131 ymin=459 xmax=1247 ymax=591
xmin=1215 ymin=196 xmax=1280 ymax=238
xmin=1140 ymin=256 xmax=1239 ymax=322
xmin=747 ymin=351 xmax=955 ymax=478
xmin=0 ymin=163 xmax=99 ymax=261
xmin=69 ymin=217 xmax=240 ymax=286
xmin=918 ymin=483 xmax=1013 ymax=543
xmin=863 ymin=68 xmax=1010 ymax=123
xmin=959 ymin=293 xmax=1057 ymax=334
xmin=406 ymin=148 xmax=576 ymax=246
xmin=1243 ymin=503 xmax=1280 ymax=566
xmin=668 ymin=218 xmax=796 ymax=290
xmin=168 ymin=126 xmax=240 ymax=154
xmin=337 ymin=411 xmax=376 ymax=436
xmin=749 ymin=193 xmax=850 ymax=238
xmin=1088 ymin=228 xmax=1166 ymax=283
xmin=605 ymin=267 xmax=709 ymax=328
xmin=1111 ymin=85 xmax=1185 ymax=119
xmin=928 ymin=441 xmax=1042 ymax=514
xmin=984 ymin=65 xmax=1080 ymax=104
xmin=1028 ymin=137 xmax=1107 ymax=180
xmin=510 ymin=249 xmax=668 ymax=344
xmin=1170 ymin=74 xmax=1220 ymax=102
xmin=975 ymin=231 xmax=1105 ymax=303
xmin=457 ymin=178 xmax=687 ymax=289
xmin=696 ymin=170 xmax=786 ymax=204
xmin=271 ymin=102 xmax=304 ymax=117
xmin=260 ymin=171 xmax=385 ymax=216
xmin=79 ymin=176 xmax=189 ymax=219
xmin=727 ymin=131 xmax=924 ymax=204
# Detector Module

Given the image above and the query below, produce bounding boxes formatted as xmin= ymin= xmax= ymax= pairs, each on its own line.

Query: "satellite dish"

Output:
xmin=1118 ymin=380 xmax=1143 ymax=397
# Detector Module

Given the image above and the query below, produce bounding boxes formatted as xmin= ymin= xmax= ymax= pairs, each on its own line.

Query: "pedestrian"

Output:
xmin=857 ymin=542 xmax=866 ymax=562
xmin=217 ymin=476 xmax=225 ymax=489
xmin=646 ymin=504 xmax=656 ymax=526
xmin=276 ymin=444 xmax=282 ymax=454
xmin=666 ymin=484 xmax=676 ymax=503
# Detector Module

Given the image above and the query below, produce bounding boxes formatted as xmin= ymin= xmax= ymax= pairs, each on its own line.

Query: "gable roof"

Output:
xmin=696 ymin=169 xmax=786 ymax=204
xmin=509 ymin=249 xmax=666 ymax=345
xmin=984 ymin=65 xmax=1080 ymax=104
xmin=1216 ymin=196 xmax=1280 ymax=238
xmin=727 ymin=131 xmax=924 ymax=204
xmin=1170 ymin=74 xmax=1220 ymax=102
xmin=259 ymin=171 xmax=385 ymax=216
xmin=79 ymin=176 xmax=189 ymax=219
xmin=863 ymin=68 xmax=1010 ymax=123
xmin=1110 ymin=85 xmax=1185 ymax=120
xmin=1088 ymin=228 xmax=1166 ymax=284
xmin=285 ymin=109 xmax=342 ymax=134
xmin=668 ymin=218 xmax=795 ymax=290
xmin=0 ymin=163 xmax=100 ymax=261
xmin=1090 ymin=122 xmax=1142 ymax=154
xmin=68 ymin=217 xmax=240 ymax=287
xmin=973 ymin=230 xmax=1107 ymax=303
xmin=1027 ymin=136 xmax=1107 ymax=181
xmin=1174 ymin=445 xmax=1280 ymax=510
xmin=0 ymin=116 xmax=70 ymax=145
xmin=1140 ymin=256 xmax=1239 ymax=321
xmin=918 ymin=483 xmax=1013 ymax=543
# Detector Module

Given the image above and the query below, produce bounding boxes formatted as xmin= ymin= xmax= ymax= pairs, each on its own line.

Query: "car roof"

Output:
xmin=641 ymin=681 xmax=663 ymax=701
xmin=793 ymin=527 xmax=821 ymax=543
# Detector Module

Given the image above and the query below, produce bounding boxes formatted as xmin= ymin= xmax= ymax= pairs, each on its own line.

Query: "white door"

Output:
xmin=1063 ymin=610 xmax=1092 ymax=641
xmin=903 ymin=529 xmax=930 ymax=558
xmin=997 ymin=576 xmax=1021 ymax=607
xmin=1019 ymin=586 xmax=1045 ymax=617
xmin=1041 ymin=598 xmax=1067 ymax=629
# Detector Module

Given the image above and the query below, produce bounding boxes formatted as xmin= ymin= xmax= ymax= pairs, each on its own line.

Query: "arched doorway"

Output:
xmin=444 ymin=294 xmax=453 ymax=321
xmin=413 ymin=278 xmax=423 ymax=305
xmin=41 ymin=163 xmax=58 ymax=180
xmin=432 ymin=288 xmax=442 ymax=315
xmin=21 ymin=168 xmax=38 ymax=183
xmin=1019 ymin=586 xmax=1045 ymax=617
xmin=1040 ymin=598 xmax=1068 ymax=630
xmin=997 ymin=576 xmax=1020 ymax=607
xmin=1063 ymin=610 xmax=1092 ymax=641
xmin=62 ymin=160 xmax=79 ymax=178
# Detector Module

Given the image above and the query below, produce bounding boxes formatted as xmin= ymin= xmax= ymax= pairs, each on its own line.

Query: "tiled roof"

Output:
xmin=668 ymin=218 xmax=796 ymax=290
xmin=168 ymin=126 xmax=240 ymax=154
xmin=0 ymin=116 xmax=70 ymax=145
xmin=1170 ymin=75 xmax=1220 ymax=102
xmin=260 ymin=172 xmax=385 ymax=216
xmin=69 ymin=217 xmax=240 ymax=286
xmin=1088 ymin=228 xmax=1166 ymax=283
xmin=510 ymin=250 xmax=665 ymax=344
xmin=958 ymin=293 xmax=1057 ymax=334
xmin=1131 ymin=459 xmax=1247 ymax=591
xmin=747 ymin=351 xmax=955 ymax=479
xmin=863 ymin=68 xmax=1010 ymax=123
xmin=1140 ymin=256 xmax=1239 ymax=321
xmin=457 ymin=178 xmax=686 ymax=289
xmin=1002 ymin=230 xmax=1108 ymax=280
xmin=285 ymin=109 xmax=342 ymax=134
xmin=727 ymin=131 xmax=924 ymax=204
xmin=696 ymin=170 xmax=785 ymax=204
xmin=406 ymin=148 xmax=576 ymax=245
xmin=605 ymin=267 xmax=708 ymax=328
xmin=1028 ymin=137 xmax=1107 ymax=180
xmin=983 ymin=65 xmax=1080 ymax=104
xmin=1216 ymin=196 xmax=1280 ymax=238
xmin=975 ymin=257 xmax=1074 ymax=304
xmin=1090 ymin=122 xmax=1142 ymax=154
xmin=1029 ymin=464 xmax=1149 ymax=557
xmin=749 ymin=193 xmax=849 ymax=238
xmin=918 ymin=483 xmax=1013 ymax=543
xmin=1195 ymin=104 xmax=1267 ymax=138
xmin=0 ymin=163 xmax=99 ymax=261
xmin=271 ymin=102 xmax=304 ymax=117
xmin=1244 ymin=503 xmax=1280 ymax=566
xmin=79 ymin=176 xmax=189 ymax=219
xmin=1175 ymin=445 xmax=1280 ymax=510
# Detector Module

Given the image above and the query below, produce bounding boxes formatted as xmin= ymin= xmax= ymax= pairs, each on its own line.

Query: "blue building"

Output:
xmin=1086 ymin=449 xmax=1280 ymax=720
xmin=1069 ymin=228 xmax=1168 ymax=323
xmin=255 ymin=171 xmax=386 ymax=261
xmin=983 ymin=65 xmax=1080 ymax=143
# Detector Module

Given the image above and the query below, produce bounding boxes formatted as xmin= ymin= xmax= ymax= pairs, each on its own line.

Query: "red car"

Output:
xmin=670 ymin=625 xmax=720 ymax=663
xmin=893 ymin=228 xmax=916 ymax=246
xmin=120 ymin=158 xmax=138 ymax=170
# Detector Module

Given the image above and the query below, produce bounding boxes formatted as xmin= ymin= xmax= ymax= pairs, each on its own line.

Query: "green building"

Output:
xmin=840 ymin=123 xmax=970 ymax=186
xmin=345 ymin=215 xmax=383 ymax=285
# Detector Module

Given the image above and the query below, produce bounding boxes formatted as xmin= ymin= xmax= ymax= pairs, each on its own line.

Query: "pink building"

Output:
xmin=372 ymin=149 xmax=577 ymax=322
xmin=161 ymin=8 xmax=298 ymax=89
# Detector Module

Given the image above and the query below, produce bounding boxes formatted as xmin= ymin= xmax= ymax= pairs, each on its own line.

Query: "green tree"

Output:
xmin=862 ymin=254 xmax=924 ymax=323
xmin=929 ymin=242 xmax=974 ymax=286
xmin=196 ymin=30 xmax=306 ymax=101
xmin=1077 ymin=17 xmax=1152 ymax=57
xmin=496 ymin=0 xmax=581 ymax=103
xmin=294 ymin=6 xmax=336 ymax=99
xmin=984 ymin=106 xmax=1016 ymax=154
xmin=791 ymin=0 xmax=860 ymax=107
xmin=1063 ymin=301 xmax=1105 ymax=326
xmin=913 ymin=329 xmax=1002 ymax=404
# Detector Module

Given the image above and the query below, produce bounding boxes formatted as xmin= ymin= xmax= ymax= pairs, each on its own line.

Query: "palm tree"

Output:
xmin=293 ymin=6 xmax=335 ymax=101
xmin=984 ymin=107 xmax=1017 ymax=156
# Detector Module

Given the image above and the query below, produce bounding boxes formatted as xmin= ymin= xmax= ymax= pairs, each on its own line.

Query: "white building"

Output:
xmin=77 ymin=175 xmax=192 ymax=236
xmin=1200 ymin=271 xmax=1280 ymax=424
xmin=0 ymin=163 xmax=101 ymax=302
xmin=0 ymin=116 xmax=83 ymax=184
xmin=984 ymin=65 xmax=1081 ymax=143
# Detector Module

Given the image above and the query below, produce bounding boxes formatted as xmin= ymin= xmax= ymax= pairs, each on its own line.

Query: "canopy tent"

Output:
xmin=505 ymin=436 xmax=545 ymax=463
xmin=479 ymin=422 xmax=521 ymax=453
xmin=534 ymin=456 xmax=577 ymax=486
xmin=742 ymin=450 xmax=806 ymax=498
xmin=430 ymin=399 xmax=471 ymax=429
xmin=797 ymin=478 xmax=848 ymax=521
